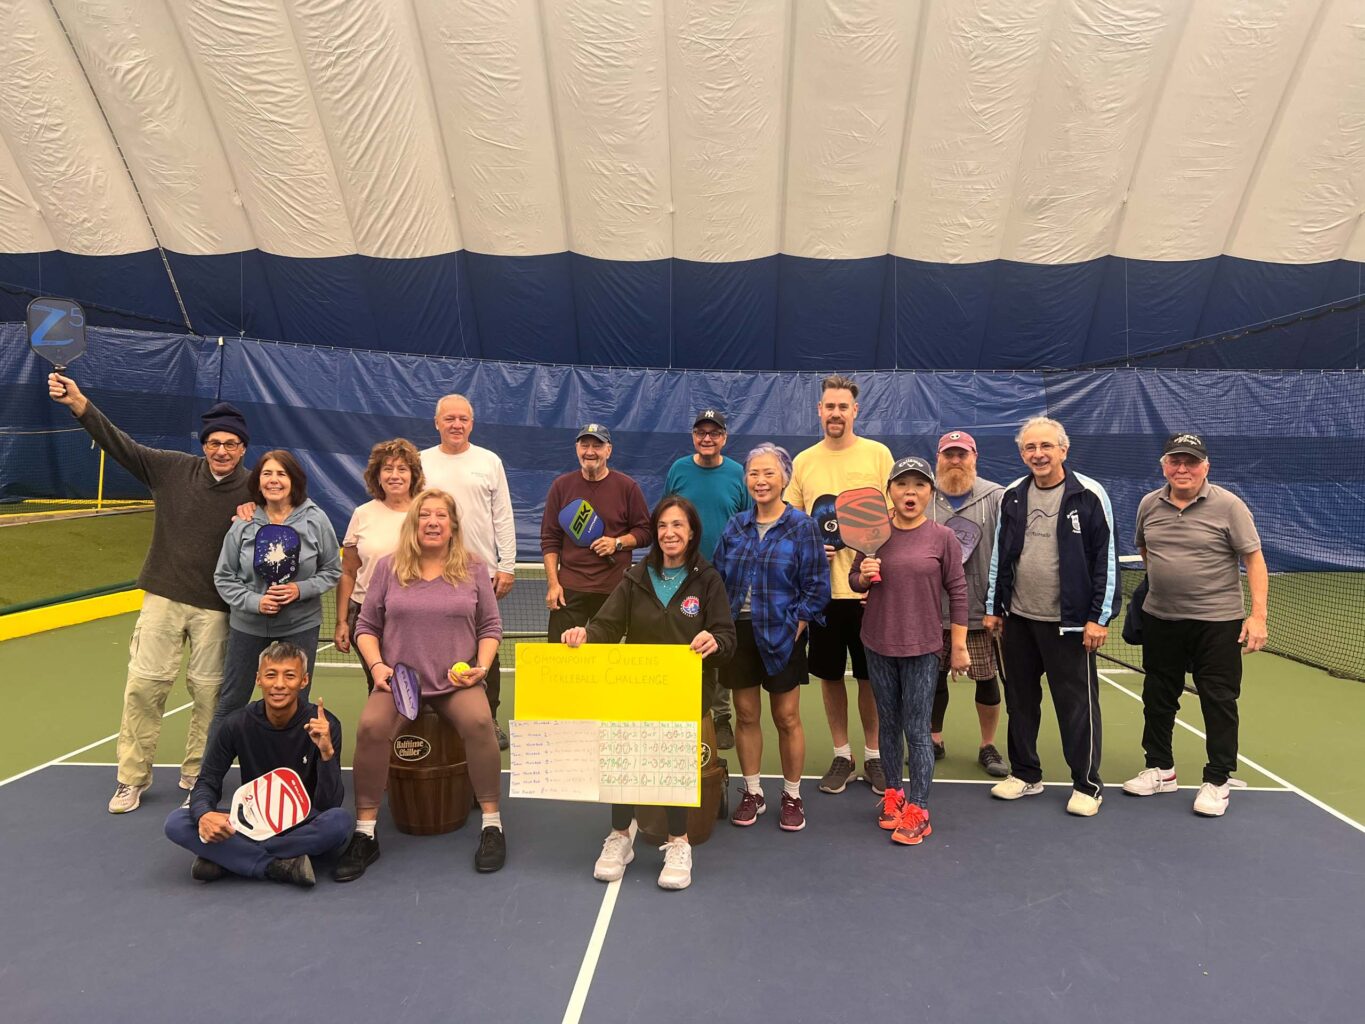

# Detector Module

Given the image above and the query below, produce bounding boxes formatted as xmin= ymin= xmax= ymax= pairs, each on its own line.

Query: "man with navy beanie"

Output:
xmin=49 ymin=372 xmax=252 ymax=814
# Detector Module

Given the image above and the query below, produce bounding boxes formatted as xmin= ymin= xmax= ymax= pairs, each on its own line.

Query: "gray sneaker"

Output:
xmin=862 ymin=757 xmax=887 ymax=795
xmin=818 ymin=756 xmax=857 ymax=794
xmin=108 ymin=782 xmax=148 ymax=814
xmin=495 ymin=723 xmax=509 ymax=751
xmin=977 ymin=744 xmax=1009 ymax=778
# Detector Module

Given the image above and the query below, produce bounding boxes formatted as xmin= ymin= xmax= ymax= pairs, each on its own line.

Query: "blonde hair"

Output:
xmin=393 ymin=489 xmax=472 ymax=587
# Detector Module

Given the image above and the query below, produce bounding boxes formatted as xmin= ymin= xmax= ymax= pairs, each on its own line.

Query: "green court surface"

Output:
xmin=0 ymin=511 xmax=153 ymax=608
xmin=3 ymin=614 xmax=1361 ymax=827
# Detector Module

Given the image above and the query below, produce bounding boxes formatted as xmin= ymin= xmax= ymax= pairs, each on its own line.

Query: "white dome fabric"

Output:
xmin=0 ymin=0 xmax=1361 ymax=368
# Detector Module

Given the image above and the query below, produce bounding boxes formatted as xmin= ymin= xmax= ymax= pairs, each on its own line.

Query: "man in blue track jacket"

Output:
xmin=983 ymin=417 xmax=1120 ymax=817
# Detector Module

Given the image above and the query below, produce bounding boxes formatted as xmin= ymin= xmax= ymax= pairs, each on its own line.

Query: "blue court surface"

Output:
xmin=2 ymin=765 xmax=1362 ymax=1024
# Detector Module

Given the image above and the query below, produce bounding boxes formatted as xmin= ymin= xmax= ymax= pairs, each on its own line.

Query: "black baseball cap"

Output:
xmin=1162 ymin=432 xmax=1208 ymax=460
xmin=576 ymin=423 xmax=612 ymax=443
xmin=693 ymin=409 xmax=727 ymax=430
xmin=889 ymin=455 xmax=935 ymax=487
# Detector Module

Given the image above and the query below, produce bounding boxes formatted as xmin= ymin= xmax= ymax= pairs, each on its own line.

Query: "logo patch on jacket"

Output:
xmin=1068 ymin=510 xmax=1081 ymax=534
xmin=681 ymin=596 xmax=700 ymax=617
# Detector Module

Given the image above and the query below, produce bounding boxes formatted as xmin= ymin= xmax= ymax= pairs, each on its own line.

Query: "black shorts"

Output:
xmin=719 ymin=619 xmax=810 ymax=695
xmin=807 ymin=599 xmax=868 ymax=681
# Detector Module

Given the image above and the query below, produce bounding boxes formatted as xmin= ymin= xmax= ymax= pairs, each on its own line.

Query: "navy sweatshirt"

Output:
xmin=189 ymin=700 xmax=344 ymax=823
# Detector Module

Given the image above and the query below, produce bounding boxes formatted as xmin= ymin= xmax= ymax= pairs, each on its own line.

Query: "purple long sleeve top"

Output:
xmin=850 ymin=521 xmax=967 ymax=658
xmin=355 ymin=555 xmax=502 ymax=696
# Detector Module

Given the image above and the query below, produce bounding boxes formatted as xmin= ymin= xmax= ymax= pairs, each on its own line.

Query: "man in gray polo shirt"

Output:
xmin=1122 ymin=432 xmax=1267 ymax=817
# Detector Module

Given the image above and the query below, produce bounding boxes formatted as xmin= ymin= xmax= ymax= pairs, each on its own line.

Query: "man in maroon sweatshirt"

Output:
xmin=540 ymin=423 xmax=652 ymax=639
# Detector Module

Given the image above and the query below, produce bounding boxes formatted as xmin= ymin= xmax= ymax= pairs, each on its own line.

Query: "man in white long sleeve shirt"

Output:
xmin=421 ymin=394 xmax=517 ymax=746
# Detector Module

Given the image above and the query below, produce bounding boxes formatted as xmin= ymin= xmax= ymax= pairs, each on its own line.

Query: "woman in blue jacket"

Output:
xmin=209 ymin=450 xmax=341 ymax=747
xmin=711 ymin=444 xmax=830 ymax=834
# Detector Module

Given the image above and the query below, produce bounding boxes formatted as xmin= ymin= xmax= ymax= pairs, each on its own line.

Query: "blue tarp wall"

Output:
xmin=3 ymin=325 xmax=1362 ymax=575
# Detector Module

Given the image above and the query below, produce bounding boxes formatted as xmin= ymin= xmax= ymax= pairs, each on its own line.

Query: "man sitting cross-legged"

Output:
xmin=164 ymin=642 xmax=352 ymax=886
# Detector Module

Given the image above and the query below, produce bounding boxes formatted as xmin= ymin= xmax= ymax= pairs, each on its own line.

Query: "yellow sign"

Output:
xmin=514 ymin=643 xmax=701 ymax=721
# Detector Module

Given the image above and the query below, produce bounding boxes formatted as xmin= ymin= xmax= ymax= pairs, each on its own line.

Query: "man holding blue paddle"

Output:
xmin=48 ymin=371 xmax=252 ymax=815
xmin=540 ymin=424 xmax=652 ymax=639
xmin=164 ymin=641 xmax=351 ymax=886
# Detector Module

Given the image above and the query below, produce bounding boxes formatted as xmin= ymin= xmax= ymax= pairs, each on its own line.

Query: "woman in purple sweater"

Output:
xmin=334 ymin=489 xmax=505 ymax=880
xmin=850 ymin=457 xmax=970 ymax=847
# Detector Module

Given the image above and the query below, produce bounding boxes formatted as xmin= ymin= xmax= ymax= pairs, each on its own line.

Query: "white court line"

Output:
xmin=1098 ymin=669 xmax=1365 ymax=834
xmin=0 ymin=701 xmax=192 ymax=788
xmin=562 ymin=874 xmax=626 ymax=1024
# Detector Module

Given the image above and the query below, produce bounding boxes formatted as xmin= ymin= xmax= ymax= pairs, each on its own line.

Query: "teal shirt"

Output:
xmin=647 ymin=565 xmax=689 ymax=607
xmin=663 ymin=455 xmax=752 ymax=559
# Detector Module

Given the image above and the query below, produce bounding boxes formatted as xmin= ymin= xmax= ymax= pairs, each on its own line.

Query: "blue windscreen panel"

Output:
xmin=3 ymin=250 xmax=1359 ymax=369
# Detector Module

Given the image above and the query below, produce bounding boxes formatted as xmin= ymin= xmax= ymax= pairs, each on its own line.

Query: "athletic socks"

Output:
xmin=782 ymin=778 xmax=801 ymax=800
xmin=354 ymin=819 xmax=377 ymax=839
xmin=744 ymin=774 xmax=762 ymax=796
xmin=833 ymin=743 xmax=852 ymax=760
xmin=482 ymin=811 xmax=503 ymax=832
xmin=863 ymin=746 xmax=880 ymax=763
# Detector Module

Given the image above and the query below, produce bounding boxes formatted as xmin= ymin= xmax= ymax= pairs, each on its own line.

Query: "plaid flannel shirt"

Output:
xmin=711 ymin=505 xmax=831 ymax=676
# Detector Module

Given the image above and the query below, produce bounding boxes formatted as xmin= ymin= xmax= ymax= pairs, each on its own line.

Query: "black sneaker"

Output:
xmin=495 ymin=723 xmax=510 ymax=751
xmin=333 ymin=832 xmax=380 ymax=882
xmin=714 ymin=716 xmax=735 ymax=751
xmin=932 ymin=739 xmax=946 ymax=761
xmin=978 ymin=743 xmax=1008 ymax=777
xmin=191 ymin=856 xmax=224 ymax=883
xmin=475 ymin=826 xmax=506 ymax=873
xmin=265 ymin=855 xmax=316 ymax=888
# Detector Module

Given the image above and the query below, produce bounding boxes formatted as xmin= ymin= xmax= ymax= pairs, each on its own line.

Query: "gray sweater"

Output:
xmin=929 ymin=476 xmax=1004 ymax=629
xmin=76 ymin=402 xmax=251 ymax=611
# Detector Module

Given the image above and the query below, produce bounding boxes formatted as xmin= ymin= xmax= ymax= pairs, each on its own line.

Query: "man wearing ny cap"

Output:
xmin=48 ymin=372 xmax=252 ymax=815
xmin=664 ymin=409 xmax=752 ymax=747
xmin=541 ymin=424 xmax=652 ymax=639
xmin=1122 ymin=432 xmax=1267 ymax=817
xmin=927 ymin=430 xmax=1008 ymax=777
xmin=421 ymin=393 xmax=517 ymax=747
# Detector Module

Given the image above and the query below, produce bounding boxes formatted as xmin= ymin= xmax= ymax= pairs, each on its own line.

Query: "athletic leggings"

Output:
xmin=865 ymin=649 xmax=939 ymax=806
xmin=931 ymin=673 xmax=1001 ymax=733
xmin=352 ymin=687 xmax=502 ymax=809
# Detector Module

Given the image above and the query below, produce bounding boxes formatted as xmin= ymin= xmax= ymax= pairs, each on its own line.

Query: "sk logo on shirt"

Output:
xmin=681 ymin=596 xmax=700 ymax=617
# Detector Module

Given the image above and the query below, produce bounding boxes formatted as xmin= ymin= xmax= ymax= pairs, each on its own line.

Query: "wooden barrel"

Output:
xmin=637 ymin=714 xmax=729 ymax=846
xmin=388 ymin=705 xmax=471 ymax=836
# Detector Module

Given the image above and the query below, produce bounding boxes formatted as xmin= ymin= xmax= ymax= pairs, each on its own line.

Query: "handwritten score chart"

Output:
xmin=510 ymin=644 xmax=701 ymax=807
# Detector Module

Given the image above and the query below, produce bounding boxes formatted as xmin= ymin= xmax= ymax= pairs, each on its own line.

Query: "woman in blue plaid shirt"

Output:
xmin=711 ymin=444 xmax=831 ymax=833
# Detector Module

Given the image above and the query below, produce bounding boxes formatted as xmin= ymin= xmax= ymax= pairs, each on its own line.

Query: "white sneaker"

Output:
xmin=1066 ymin=790 xmax=1103 ymax=816
xmin=108 ymin=782 xmax=148 ymax=814
xmin=657 ymin=840 xmax=692 ymax=891
xmin=991 ymin=775 xmax=1045 ymax=800
xmin=593 ymin=827 xmax=636 ymax=882
xmin=1122 ymin=767 xmax=1177 ymax=796
xmin=1193 ymin=782 xmax=1230 ymax=817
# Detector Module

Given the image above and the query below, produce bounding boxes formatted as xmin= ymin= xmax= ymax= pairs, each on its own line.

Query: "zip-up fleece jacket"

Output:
xmin=585 ymin=560 xmax=737 ymax=697
xmin=986 ymin=468 xmax=1121 ymax=631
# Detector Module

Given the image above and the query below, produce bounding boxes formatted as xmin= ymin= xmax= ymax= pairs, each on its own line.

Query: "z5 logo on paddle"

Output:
xmin=1068 ymin=510 xmax=1081 ymax=534
xmin=681 ymin=596 xmax=700 ymax=617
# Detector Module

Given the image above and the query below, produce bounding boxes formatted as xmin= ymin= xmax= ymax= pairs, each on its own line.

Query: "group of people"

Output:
xmin=47 ymin=368 xmax=1267 ymax=892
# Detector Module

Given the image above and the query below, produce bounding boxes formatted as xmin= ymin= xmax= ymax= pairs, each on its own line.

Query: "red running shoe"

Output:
xmin=730 ymin=788 xmax=766 ymax=827
xmin=778 ymin=792 xmax=806 ymax=832
xmin=878 ymin=788 xmax=905 ymax=830
xmin=891 ymin=803 xmax=932 ymax=846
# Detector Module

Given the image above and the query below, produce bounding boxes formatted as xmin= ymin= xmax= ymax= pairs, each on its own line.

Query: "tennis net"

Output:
xmin=1101 ymin=555 xmax=1365 ymax=682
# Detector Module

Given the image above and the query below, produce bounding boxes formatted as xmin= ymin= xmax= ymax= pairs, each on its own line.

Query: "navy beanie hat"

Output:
xmin=199 ymin=402 xmax=250 ymax=446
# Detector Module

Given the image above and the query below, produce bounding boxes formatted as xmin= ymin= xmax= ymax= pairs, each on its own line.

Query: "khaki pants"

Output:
xmin=116 ymin=594 xmax=228 ymax=787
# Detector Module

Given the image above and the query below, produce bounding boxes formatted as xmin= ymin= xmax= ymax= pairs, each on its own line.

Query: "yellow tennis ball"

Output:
xmin=452 ymin=661 xmax=471 ymax=675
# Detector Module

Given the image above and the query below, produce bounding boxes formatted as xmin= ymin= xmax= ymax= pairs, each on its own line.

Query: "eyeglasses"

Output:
xmin=1020 ymin=442 xmax=1059 ymax=454
xmin=693 ymin=430 xmax=724 ymax=440
xmin=203 ymin=440 xmax=243 ymax=452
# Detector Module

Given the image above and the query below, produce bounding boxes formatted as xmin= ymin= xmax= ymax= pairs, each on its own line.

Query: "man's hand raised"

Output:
xmin=47 ymin=373 xmax=88 ymax=416
xmin=306 ymin=699 xmax=335 ymax=761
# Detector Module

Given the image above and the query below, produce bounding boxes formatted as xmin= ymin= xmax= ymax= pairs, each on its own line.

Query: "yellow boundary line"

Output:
xmin=0 ymin=589 xmax=144 ymax=643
